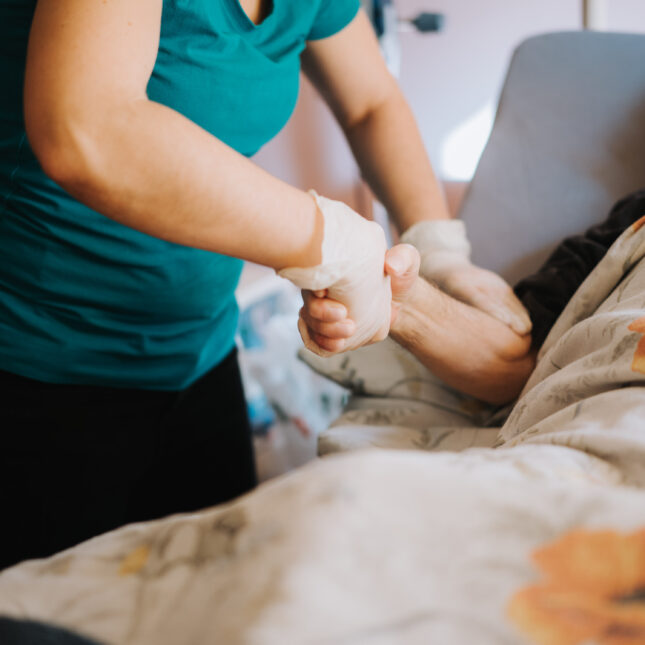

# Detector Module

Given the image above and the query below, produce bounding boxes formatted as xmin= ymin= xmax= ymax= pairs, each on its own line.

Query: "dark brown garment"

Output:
xmin=514 ymin=190 xmax=645 ymax=349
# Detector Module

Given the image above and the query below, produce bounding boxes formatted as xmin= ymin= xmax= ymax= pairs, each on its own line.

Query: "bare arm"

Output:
xmin=302 ymin=10 xmax=450 ymax=231
xmin=390 ymin=276 xmax=535 ymax=404
xmin=24 ymin=0 xmax=322 ymax=270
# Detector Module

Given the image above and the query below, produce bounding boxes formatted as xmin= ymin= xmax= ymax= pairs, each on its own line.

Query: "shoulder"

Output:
xmin=305 ymin=0 xmax=361 ymax=41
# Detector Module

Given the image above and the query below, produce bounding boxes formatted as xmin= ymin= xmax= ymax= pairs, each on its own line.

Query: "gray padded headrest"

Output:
xmin=459 ymin=31 xmax=645 ymax=283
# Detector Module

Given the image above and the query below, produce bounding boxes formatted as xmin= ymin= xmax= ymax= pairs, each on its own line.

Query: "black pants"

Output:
xmin=0 ymin=348 xmax=256 ymax=570
xmin=0 ymin=618 xmax=103 ymax=645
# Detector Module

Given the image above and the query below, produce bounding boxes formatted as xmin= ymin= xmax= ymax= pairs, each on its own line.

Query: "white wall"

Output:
xmin=396 ymin=0 xmax=580 ymax=181
xmin=608 ymin=0 xmax=645 ymax=30
xmin=254 ymin=0 xmax=645 ymax=210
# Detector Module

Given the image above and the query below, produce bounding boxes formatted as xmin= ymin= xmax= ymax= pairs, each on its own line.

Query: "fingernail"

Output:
xmin=513 ymin=317 xmax=532 ymax=335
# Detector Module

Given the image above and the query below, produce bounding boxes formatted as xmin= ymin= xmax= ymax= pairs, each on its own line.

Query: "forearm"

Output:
xmin=344 ymin=86 xmax=451 ymax=231
xmin=30 ymin=98 xmax=322 ymax=271
xmin=390 ymin=278 xmax=536 ymax=404
xmin=301 ymin=11 xmax=448 ymax=230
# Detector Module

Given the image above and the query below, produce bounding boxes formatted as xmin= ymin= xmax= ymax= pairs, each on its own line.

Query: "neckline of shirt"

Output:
xmin=226 ymin=0 xmax=277 ymax=33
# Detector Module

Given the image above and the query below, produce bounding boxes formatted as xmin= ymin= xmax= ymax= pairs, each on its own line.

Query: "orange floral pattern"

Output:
xmin=508 ymin=529 xmax=645 ymax=645
xmin=118 ymin=545 xmax=149 ymax=576
xmin=631 ymin=216 xmax=645 ymax=232
xmin=628 ymin=318 xmax=645 ymax=374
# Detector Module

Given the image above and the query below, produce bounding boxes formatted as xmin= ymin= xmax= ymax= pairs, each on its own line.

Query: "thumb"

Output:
xmin=385 ymin=244 xmax=420 ymax=301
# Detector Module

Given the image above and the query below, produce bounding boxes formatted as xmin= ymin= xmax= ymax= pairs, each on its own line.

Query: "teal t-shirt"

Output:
xmin=0 ymin=0 xmax=360 ymax=389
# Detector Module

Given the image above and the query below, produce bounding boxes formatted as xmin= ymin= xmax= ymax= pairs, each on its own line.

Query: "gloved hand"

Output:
xmin=298 ymin=244 xmax=420 ymax=353
xmin=400 ymin=219 xmax=532 ymax=335
xmin=279 ymin=191 xmax=392 ymax=356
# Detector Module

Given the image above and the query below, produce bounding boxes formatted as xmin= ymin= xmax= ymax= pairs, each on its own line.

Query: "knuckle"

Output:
xmin=310 ymin=301 xmax=325 ymax=319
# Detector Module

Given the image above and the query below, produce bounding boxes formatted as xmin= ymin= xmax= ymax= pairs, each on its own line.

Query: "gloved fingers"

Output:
xmin=301 ymin=290 xmax=347 ymax=322
xmin=311 ymin=333 xmax=347 ymax=354
xmin=438 ymin=264 xmax=533 ymax=336
xmin=455 ymin=281 xmax=533 ymax=336
xmin=298 ymin=299 xmax=388 ymax=355
xmin=466 ymin=273 xmax=532 ymax=336
xmin=498 ymin=290 xmax=533 ymax=335
xmin=466 ymin=288 xmax=530 ymax=335
xmin=299 ymin=306 xmax=356 ymax=339
xmin=297 ymin=317 xmax=346 ymax=356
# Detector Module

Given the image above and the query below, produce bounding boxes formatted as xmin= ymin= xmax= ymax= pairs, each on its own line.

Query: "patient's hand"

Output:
xmin=299 ymin=244 xmax=420 ymax=354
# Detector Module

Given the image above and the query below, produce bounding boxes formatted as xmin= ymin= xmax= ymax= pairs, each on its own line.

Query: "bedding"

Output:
xmin=1 ymin=221 xmax=645 ymax=644
xmin=0 ymin=448 xmax=642 ymax=645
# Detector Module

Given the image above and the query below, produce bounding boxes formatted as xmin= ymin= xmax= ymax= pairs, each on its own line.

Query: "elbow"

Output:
xmin=471 ymin=350 xmax=537 ymax=406
xmin=30 ymin=144 xmax=86 ymax=191
xmin=475 ymin=381 xmax=525 ymax=407
xmin=24 ymin=104 xmax=103 ymax=192
xmin=341 ymin=76 xmax=400 ymax=133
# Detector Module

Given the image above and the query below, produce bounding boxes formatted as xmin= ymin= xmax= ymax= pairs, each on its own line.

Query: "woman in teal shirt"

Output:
xmin=0 ymin=0 xmax=527 ymax=568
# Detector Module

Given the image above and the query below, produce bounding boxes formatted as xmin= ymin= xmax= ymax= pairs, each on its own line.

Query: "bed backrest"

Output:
xmin=459 ymin=31 xmax=645 ymax=284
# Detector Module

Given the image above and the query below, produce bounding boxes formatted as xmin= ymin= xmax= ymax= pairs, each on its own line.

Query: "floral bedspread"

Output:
xmin=2 ymin=221 xmax=645 ymax=644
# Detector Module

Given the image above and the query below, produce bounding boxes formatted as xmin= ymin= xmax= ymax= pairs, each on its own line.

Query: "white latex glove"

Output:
xmin=400 ymin=220 xmax=532 ymax=335
xmin=279 ymin=191 xmax=392 ymax=357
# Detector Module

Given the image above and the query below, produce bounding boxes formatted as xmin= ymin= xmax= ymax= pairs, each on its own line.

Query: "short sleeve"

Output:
xmin=307 ymin=0 xmax=361 ymax=41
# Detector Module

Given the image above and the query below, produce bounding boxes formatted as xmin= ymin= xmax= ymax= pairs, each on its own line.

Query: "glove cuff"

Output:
xmin=400 ymin=219 xmax=472 ymax=278
xmin=400 ymin=219 xmax=471 ymax=258
xmin=277 ymin=190 xmax=350 ymax=290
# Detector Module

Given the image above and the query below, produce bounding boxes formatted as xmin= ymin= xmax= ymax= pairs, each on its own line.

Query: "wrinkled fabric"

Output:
xmin=499 ymin=212 xmax=645 ymax=487
xmin=0 ymin=448 xmax=641 ymax=645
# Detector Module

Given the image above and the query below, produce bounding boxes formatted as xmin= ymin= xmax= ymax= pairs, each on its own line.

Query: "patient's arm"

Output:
xmin=390 ymin=276 xmax=536 ymax=404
